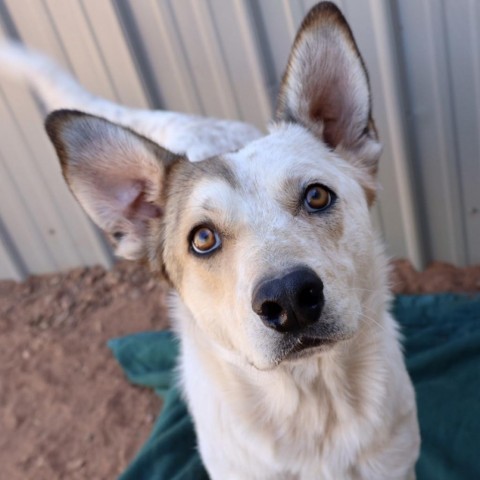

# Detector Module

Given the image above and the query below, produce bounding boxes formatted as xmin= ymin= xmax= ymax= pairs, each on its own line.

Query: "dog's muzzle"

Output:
xmin=252 ymin=267 xmax=324 ymax=333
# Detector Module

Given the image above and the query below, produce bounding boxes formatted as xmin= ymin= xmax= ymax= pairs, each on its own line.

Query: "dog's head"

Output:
xmin=45 ymin=2 xmax=383 ymax=370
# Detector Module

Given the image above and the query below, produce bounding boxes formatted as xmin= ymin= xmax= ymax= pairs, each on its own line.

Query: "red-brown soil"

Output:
xmin=1 ymin=259 xmax=479 ymax=480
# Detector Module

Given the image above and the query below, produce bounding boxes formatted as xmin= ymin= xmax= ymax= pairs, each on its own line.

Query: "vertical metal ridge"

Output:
xmin=367 ymin=0 xmax=425 ymax=268
xmin=166 ymin=0 xmax=208 ymax=115
xmin=127 ymin=0 xmax=202 ymax=113
xmin=0 ymin=123 xmax=57 ymax=272
xmin=442 ymin=0 xmax=480 ymax=264
xmin=0 ymin=216 xmax=27 ymax=280
xmin=394 ymin=0 xmax=469 ymax=265
xmin=80 ymin=1 xmax=151 ymax=109
xmin=437 ymin=0 xmax=469 ymax=263
xmin=231 ymin=0 xmax=272 ymax=126
xmin=421 ymin=0 xmax=466 ymax=265
xmin=196 ymin=0 xmax=241 ymax=118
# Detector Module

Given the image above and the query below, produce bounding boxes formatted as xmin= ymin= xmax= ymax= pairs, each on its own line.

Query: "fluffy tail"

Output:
xmin=0 ymin=41 xmax=98 ymax=111
xmin=0 ymin=41 xmax=262 ymax=160
xmin=0 ymin=40 xmax=157 ymax=138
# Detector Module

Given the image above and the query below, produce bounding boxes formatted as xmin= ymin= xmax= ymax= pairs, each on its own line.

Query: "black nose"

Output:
xmin=252 ymin=268 xmax=324 ymax=332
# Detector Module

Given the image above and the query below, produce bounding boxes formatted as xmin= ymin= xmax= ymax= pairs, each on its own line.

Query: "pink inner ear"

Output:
xmin=111 ymin=179 xmax=162 ymax=221
xmin=128 ymin=190 xmax=163 ymax=220
xmin=304 ymin=56 xmax=364 ymax=149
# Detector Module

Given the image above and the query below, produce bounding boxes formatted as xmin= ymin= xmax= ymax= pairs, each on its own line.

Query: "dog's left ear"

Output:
xmin=276 ymin=2 xmax=381 ymax=200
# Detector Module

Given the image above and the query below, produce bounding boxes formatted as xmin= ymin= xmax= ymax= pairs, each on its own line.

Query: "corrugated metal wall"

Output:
xmin=0 ymin=0 xmax=478 ymax=280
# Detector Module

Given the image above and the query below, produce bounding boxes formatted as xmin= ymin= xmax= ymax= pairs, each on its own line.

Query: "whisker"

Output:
xmin=356 ymin=310 xmax=387 ymax=334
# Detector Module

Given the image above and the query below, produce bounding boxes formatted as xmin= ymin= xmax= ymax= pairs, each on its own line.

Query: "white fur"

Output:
xmin=0 ymin=7 xmax=419 ymax=477
xmin=168 ymin=125 xmax=419 ymax=479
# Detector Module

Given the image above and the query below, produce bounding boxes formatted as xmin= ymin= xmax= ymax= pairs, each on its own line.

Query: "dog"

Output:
xmin=0 ymin=2 xmax=420 ymax=478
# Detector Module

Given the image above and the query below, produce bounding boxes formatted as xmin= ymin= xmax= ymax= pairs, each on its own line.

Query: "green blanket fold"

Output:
xmin=109 ymin=294 xmax=480 ymax=480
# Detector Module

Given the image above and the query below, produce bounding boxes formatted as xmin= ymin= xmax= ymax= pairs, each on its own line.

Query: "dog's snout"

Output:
xmin=252 ymin=268 xmax=324 ymax=332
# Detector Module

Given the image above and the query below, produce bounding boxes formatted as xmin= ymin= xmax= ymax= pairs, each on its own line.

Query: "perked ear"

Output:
xmin=276 ymin=2 xmax=381 ymax=182
xmin=45 ymin=110 xmax=183 ymax=260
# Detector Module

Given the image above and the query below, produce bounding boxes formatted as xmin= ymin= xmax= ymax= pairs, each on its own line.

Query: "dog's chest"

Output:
xmin=235 ymin=375 xmax=369 ymax=477
xmin=186 ymin=353 xmax=378 ymax=480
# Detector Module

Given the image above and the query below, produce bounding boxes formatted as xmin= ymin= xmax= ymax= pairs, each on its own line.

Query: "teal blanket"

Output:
xmin=109 ymin=294 xmax=480 ymax=480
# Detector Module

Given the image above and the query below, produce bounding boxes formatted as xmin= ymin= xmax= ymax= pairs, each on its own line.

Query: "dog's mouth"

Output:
xmin=282 ymin=335 xmax=337 ymax=361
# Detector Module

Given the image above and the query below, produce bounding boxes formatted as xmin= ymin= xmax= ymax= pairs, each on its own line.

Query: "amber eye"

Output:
xmin=190 ymin=226 xmax=221 ymax=255
xmin=304 ymin=184 xmax=333 ymax=212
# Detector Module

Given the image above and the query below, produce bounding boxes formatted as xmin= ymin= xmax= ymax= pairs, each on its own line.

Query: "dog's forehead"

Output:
xmin=190 ymin=124 xmax=348 ymax=205
xmin=228 ymin=124 xmax=340 ymax=183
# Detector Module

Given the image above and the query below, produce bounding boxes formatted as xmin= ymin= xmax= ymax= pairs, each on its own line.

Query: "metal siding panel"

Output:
xmin=206 ymin=0 xmax=272 ymax=128
xmin=344 ymin=0 xmax=425 ymax=266
xmin=0 ymin=148 xmax=38 ymax=280
xmin=0 ymin=124 xmax=56 ymax=271
xmin=81 ymin=0 xmax=150 ymax=108
xmin=249 ymin=0 xmax=303 ymax=97
xmin=0 ymin=107 xmax=56 ymax=273
xmin=25 ymin=126 xmax=111 ymax=267
xmin=1 ymin=0 xmax=478 ymax=276
xmin=123 ymin=0 xmax=203 ymax=114
xmin=442 ymin=0 xmax=480 ymax=263
xmin=167 ymin=0 xmax=240 ymax=119
xmin=0 ymin=228 xmax=24 ymax=280
xmin=0 ymin=80 xmax=113 ymax=272
xmin=3 ymin=0 xmax=70 ymax=66
xmin=0 ymin=16 xmax=25 ymax=281
xmin=42 ymin=0 xmax=117 ymax=101
xmin=0 ymin=2 xmax=113 ymax=275
xmin=125 ymin=0 xmax=272 ymax=124
xmin=301 ymin=0 xmax=329 ymax=12
xmin=395 ymin=0 xmax=467 ymax=265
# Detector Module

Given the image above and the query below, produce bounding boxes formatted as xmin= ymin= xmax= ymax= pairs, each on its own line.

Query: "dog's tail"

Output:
xmin=0 ymin=40 xmax=165 ymax=143
xmin=0 ymin=40 xmax=117 ymax=113
xmin=0 ymin=40 xmax=262 ymax=160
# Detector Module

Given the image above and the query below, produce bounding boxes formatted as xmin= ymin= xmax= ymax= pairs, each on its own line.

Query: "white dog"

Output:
xmin=0 ymin=2 xmax=419 ymax=478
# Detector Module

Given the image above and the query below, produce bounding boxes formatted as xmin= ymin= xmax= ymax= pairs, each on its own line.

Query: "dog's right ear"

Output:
xmin=45 ymin=110 xmax=184 ymax=261
xmin=276 ymin=2 xmax=381 ymax=200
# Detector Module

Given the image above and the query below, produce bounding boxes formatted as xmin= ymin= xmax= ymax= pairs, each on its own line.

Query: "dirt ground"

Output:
xmin=1 ymin=259 xmax=480 ymax=480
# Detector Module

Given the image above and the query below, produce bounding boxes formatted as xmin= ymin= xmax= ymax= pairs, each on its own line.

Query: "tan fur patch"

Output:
xmin=151 ymin=156 xmax=237 ymax=288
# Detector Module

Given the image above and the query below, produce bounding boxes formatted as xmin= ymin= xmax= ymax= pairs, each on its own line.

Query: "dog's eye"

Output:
xmin=190 ymin=226 xmax=221 ymax=255
xmin=304 ymin=184 xmax=333 ymax=212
